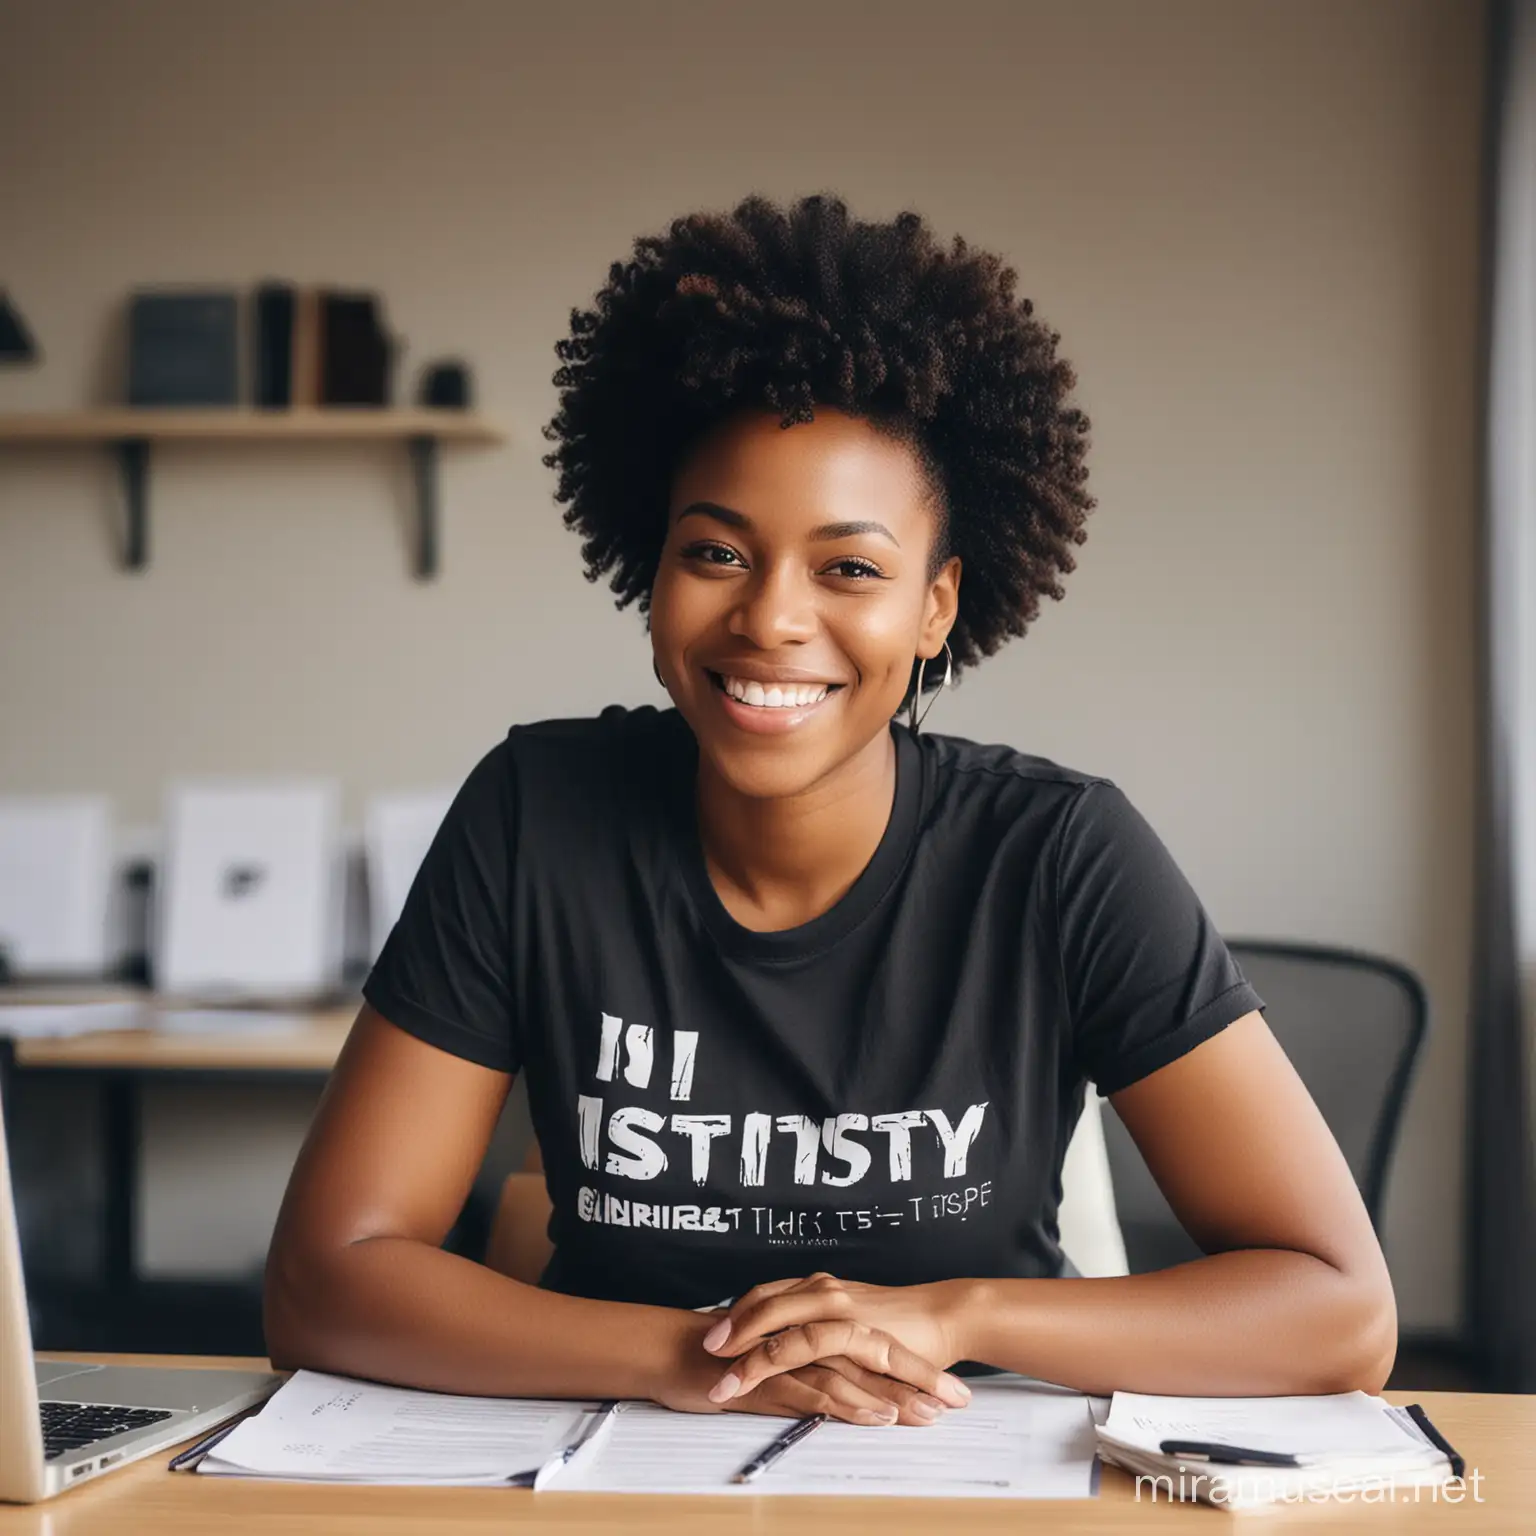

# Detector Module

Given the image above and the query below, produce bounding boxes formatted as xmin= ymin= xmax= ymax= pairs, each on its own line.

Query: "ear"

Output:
xmin=919 ymin=555 xmax=962 ymax=659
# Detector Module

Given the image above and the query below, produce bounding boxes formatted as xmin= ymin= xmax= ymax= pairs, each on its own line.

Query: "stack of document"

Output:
xmin=198 ymin=1373 xmax=596 ymax=1485
xmin=1094 ymin=1390 xmax=1459 ymax=1508
xmin=195 ymin=1370 xmax=1100 ymax=1497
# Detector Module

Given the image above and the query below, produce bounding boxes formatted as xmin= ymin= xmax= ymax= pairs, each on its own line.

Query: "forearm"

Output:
xmin=947 ymin=1249 xmax=1397 ymax=1397
xmin=264 ymin=1234 xmax=694 ymax=1400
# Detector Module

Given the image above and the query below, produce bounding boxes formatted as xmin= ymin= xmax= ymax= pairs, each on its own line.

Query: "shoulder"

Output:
xmin=911 ymin=730 xmax=1132 ymax=885
xmin=496 ymin=704 xmax=689 ymax=813
xmin=503 ymin=703 xmax=684 ymax=763
xmin=918 ymin=728 xmax=1111 ymax=822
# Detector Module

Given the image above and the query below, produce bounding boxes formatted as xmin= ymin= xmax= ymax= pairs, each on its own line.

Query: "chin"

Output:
xmin=694 ymin=733 xmax=835 ymax=802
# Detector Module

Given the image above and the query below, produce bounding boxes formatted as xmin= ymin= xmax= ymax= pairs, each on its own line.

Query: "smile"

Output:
xmin=705 ymin=670 xmax=845 ymax=732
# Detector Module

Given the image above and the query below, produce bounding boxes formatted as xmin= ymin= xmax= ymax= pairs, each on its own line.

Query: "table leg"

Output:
xmin=102 ymin=1071 xmax=139 ymax=1291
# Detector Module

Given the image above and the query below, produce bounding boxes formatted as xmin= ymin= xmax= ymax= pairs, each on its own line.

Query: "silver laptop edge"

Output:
xmin=0 ymin=1091 xmax=279 ymax=1503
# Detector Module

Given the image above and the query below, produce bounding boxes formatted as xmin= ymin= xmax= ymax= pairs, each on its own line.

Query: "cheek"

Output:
xmin=836 ymin=603 xmax=926 ymax=688
xmin=648 ymin=568 xmax=708 ymax=647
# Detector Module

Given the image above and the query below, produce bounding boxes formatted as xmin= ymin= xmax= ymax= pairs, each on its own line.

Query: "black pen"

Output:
xmin=731 ymin=1413 xmax=826 ymax=1485
xmin=167 ymin=1411 xmax=252 ymax=1472
xmin=1159 ymin=1440 xmax=1303 ymax=1468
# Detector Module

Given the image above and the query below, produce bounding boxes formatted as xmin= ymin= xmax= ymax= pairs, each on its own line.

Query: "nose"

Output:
xmin=726 ymin=558 xmax=819 ymax=649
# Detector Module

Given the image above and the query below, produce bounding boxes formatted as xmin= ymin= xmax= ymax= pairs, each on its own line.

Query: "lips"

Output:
xmin=704 ymin=669 xmax=844 ymax=734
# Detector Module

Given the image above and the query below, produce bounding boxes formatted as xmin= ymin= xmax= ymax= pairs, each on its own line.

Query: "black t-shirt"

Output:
xmin=363 ymin=705 xmax=1263 ymax=1309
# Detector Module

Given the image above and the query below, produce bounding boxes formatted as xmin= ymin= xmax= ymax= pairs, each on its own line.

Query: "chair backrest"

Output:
xmin=1100 ymin=940 xmax=1428 ymax=1274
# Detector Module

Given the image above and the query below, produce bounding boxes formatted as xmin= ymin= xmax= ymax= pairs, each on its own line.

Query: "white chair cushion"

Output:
xmin=1057 ymin=1090 xmax=1129 ymax=1278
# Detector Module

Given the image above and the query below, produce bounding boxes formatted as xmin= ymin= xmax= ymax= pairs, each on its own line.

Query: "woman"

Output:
xmin=265 ymin=194 xmax=1397 ymax=1427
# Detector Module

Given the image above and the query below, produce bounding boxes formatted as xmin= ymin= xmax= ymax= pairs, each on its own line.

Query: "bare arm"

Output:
xmin=264 ymin=1005 xmax=697 ymax=1398
xmin=264 ymin=1005 xmax=965 ymax=1421
xmin=709 ymin=1013 xmax=1399 ymax=1400
xmin=956 ymin=1012 xmax=1397 ymax=1394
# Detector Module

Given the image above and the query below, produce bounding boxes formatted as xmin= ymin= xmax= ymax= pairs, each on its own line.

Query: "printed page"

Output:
xmin=552 ymin=1376 xmax=1098 ymax=1498
xmin=1101 ymin=1391 xmax=1435 ymax=1461
xmin=199 ymin=1370 xmax=595 ymax=1484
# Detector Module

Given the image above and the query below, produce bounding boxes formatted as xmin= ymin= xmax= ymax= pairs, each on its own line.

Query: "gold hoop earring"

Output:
xmin=908 ymin=639 xmax=954 ymax=735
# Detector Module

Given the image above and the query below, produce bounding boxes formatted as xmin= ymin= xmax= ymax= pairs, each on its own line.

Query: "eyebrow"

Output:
xmin=676 ymin=500 xmax=901 ymax=548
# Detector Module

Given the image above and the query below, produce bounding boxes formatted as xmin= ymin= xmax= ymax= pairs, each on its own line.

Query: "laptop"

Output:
xmin=0 ymin=1093 xmax=279 ymax=1502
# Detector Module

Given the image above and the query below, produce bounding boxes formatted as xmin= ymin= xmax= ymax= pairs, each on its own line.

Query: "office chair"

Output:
xmin=1100 ymin=939 xmax=1428 ymax=1273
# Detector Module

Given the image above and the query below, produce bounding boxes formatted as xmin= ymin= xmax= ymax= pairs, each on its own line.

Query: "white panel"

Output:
xmin=156 ymin=780 xmax=342 ymax=1001
xmin=0 ymin=796 xmax=112 ymax=975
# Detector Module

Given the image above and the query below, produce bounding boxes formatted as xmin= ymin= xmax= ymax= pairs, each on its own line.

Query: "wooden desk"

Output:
xmin=1 ymin=1356 xmax=1532 ymax=1534
xmin=4 ymin=1003 xmax=354 ymax=1073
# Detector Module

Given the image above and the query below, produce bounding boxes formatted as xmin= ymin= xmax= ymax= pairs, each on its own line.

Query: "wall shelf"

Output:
xmin=0 ymin=408 xmax=507 ymax=578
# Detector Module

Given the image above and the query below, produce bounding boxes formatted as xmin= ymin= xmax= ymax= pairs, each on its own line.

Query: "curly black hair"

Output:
xmin=541 ymin=193 xmax=1094 ymax=683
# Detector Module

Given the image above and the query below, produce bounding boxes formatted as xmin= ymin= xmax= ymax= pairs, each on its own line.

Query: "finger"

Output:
xmin=816 ymin=1355 xmax=950 ymax=1426
xmin=728 ymin=1367 xmax=891 ymax=1428
xmin=704 ymin=1275 xmax=827 ymax=1353
xmin=707 ymin=1285 xmax=856 ymax=1356
xmin=783 ymin=1365 xmax=902 ymax=1426
xmin=713 ymin=1322 xmax=970 ymax=1408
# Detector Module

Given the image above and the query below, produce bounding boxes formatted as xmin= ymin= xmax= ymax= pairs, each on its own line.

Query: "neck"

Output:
xmin=695 ymin=727 xmax=898 ymax=932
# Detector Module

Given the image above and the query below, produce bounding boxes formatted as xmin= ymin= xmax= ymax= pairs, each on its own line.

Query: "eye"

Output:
xmin=680 ymin=540 xmax=746 ymax=569
xmin=824 ymin=556 xmax=886 ymax=580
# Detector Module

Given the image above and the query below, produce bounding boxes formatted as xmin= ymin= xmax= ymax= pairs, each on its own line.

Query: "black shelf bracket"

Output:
xmin=408 ymin=434 xmax=439 ymax=579
xmin=115 ymin=438 xmax=150 ymax=570
xmin=97 ymin=430 xmax=452 ymax=576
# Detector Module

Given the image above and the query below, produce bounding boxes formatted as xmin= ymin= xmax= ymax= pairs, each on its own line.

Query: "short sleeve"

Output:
xmin=1055 ymin=781 xmax=1263 ymax=1095
xmin=362 ymin=741 xmax=521 ymax=1073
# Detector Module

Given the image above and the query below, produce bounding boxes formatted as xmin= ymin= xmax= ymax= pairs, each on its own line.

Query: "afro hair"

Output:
xmin=541 ymin=192 xmax=1094 ymax=684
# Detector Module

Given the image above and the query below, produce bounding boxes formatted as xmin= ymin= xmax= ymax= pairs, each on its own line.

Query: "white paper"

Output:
xmin=199 ymin=1370 xmax=594 ymax=1485
xmin=552 ymin=1376 xmax=1098 ymax=1498
xmin=363 ymin=788 xmax=455 ymax=960
xmin=1095 ymin=1390 xmax=1451 ymax=1508
xmin=1101 ymin=1390 xmax=1434 ymax=1460
xmin=0 ymin=796 xmax=113 ymax=975
xmin=0 ymin=1001 xmax=145 ymax=1039
xmin=157 ymin=780 xmax=343 ymax=1002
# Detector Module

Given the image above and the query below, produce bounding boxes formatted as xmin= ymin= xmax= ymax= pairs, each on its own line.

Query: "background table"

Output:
xmin=1 ymin=1355 xmax=1531 ymax=1534
xmin=0 ymin=1001 xmax=354 ymax=1351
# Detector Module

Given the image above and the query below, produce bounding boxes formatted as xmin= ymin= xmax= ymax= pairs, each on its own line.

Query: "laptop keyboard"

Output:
xmin=40 ymin=1400 xmax=174 ymax=1461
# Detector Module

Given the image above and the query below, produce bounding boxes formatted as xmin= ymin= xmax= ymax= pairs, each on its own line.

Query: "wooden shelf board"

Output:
xmin=0 ymin=408 xmax=505 ymax=445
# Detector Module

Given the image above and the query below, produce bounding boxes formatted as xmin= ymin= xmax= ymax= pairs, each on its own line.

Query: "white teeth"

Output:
xmin=721 ymin=675 xmax=831 ymax=708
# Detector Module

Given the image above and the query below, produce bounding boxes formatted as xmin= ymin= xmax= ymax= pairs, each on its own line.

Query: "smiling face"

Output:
xmin=649 ymin=406 xmax=961 ymax=802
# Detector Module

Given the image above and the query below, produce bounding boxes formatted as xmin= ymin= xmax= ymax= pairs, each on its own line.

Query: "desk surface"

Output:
xmin=2 ymin=1355 xmax=1532 ymax=1534
xmin=5 ymin=1004 xmax=354 ymax=1072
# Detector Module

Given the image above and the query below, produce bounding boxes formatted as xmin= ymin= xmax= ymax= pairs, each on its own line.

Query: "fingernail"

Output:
xmin=941 ymin=1373 xmax=971 ymax=1403
xmin=911 ymin=1397 xmax=942 ymax=1421
xmin=860 ymin=1407 xmax=898 ymax=1425
xmin=707 ymin=1372 xmax=741 ymax=1403
xmin=702 ymin=1319 xmax=731 ymax=1352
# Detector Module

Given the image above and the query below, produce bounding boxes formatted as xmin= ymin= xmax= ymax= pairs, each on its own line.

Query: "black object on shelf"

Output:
xmin=320 ymin=290 xmax=394 ymax=406
xmin=0 ymin=291 xmax=39 ymax=363
xmin=127 ymin=290 xmax=240 ymax=406
xmin=419 ymin=359 xmax=472 ymax=409
xmin=252 ymin=282 xmax=296 ymax=408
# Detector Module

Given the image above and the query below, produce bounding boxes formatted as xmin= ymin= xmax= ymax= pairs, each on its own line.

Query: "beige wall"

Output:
xmin=0 ymin=0 xmax=1483 ymax=1332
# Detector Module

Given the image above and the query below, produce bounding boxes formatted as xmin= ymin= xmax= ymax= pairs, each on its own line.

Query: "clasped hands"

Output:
xmin=665 ymin=1272 xmax=974 ymax=1427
